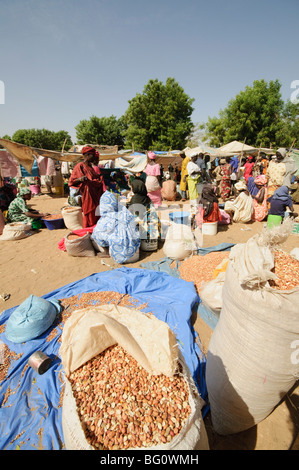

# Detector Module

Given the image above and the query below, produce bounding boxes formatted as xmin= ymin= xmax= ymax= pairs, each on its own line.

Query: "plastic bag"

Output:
xmin=5 ymin=294 xmax=61 ymax=343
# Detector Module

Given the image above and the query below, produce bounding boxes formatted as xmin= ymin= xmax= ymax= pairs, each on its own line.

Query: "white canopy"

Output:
xmin=218 ymin=140 xmax=256 ymax=154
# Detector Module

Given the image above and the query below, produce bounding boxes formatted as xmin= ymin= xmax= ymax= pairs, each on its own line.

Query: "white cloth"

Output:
xmin=187 ymin=161 xmax=201 ymax=179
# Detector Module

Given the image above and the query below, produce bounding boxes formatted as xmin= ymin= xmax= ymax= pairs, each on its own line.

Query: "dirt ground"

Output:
xmin=0 ymin=190 xmax=298 ymax=450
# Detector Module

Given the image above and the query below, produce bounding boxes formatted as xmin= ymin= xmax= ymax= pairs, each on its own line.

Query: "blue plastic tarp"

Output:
xmin=0 ymin=267 xmax=207 ymax=450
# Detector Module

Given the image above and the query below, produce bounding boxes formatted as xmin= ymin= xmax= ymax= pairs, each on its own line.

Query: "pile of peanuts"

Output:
xmin=269 ymin=250 xmax=299 ymax=290
xmin=69 ymin=344 xmax=192 ymax=450
xmin=178 ymin=252 xmax=230 ymax=292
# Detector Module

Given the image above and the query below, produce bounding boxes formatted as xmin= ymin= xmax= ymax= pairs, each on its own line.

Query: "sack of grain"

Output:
xmin=60 ymin=304 xmax=209 ymax=450
xmin=62 ymin=206 xmax=83 ymax=230
xmin=65 ymin=232 xmax=96 ymax=257
xmin=206 ymin=218 xmax=299 ymax=435
xmin=0 ymin=222 xmax=33 ymax=240
xmin=163 ymin=223 xmax=198 ymax=260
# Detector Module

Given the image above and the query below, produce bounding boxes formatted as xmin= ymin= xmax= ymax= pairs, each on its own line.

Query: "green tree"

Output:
xmin=123 ymin=78 xmax=194 ymax=151
xmin=203 ymin=79 xmax=285 ymax=148
xmin=276 ymin=100 xmax=299 ymax=147
xmin=75 ymin=115 xmax=125 ymax=147
xmin=11 ymin=128 xmax=72 ymax=151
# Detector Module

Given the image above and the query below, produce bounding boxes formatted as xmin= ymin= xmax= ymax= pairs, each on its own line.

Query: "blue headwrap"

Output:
xmin=272 ymin=185 xmax=290 ymax=202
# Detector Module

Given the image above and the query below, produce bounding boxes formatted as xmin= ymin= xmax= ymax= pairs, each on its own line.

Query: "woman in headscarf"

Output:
xmin=199 ymin=184 xmax=221 ymax=223
xmin=91 ymin=191 xmax=141 ymax=264
xmin=7 ymin=188 xmax=48 ymax=227
xmin=219 ymin=157 xmax=232 ymax=200
xmin=128 ymin=173 xmax=151 ymax=209
xmin=68 ymin=146 xmax=106 ymax=228
xmin=144 ymin=151 xmax=162 ymax=208
xmin=224 ymin=180 xmax=253 ymax=223
xmin=251 ymin=174 xmax=268 ymax=222
xmin=267 ymin=185 xmax=297 ymax=228
xmin=179 ymin=151 xmax=190 ymax=201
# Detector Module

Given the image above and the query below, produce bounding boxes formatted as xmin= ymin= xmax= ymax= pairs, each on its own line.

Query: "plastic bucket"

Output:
xmin=54 ymin=186 xmax=63 ymax=196
xmin=202 ymin=221 xmax=218 ymax=235
xmin=267 ymin=214 xmax=282 ymax=229
xmin=30 ymin=184 xmax=40 ymax=195
xmin=42 ymin=216 xmax=65 ymax=230
xmin=169 ymin=211 xmax=190 ymax=225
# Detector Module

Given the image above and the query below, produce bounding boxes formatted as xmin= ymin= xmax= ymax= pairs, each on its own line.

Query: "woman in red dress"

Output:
xmin=68 ymin=146 xmax=106 ymax=228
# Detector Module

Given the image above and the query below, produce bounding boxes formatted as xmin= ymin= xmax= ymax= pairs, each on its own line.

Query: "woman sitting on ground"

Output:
xmin=267 ymin=185 xmax=298 ymax=228
xmin=251 ymin=175 xmax=268 ymax=222
xmin=7 ymin=188 xmax=48 ymax=228
xmin=224 ymin=180 xmax=253 ymax=223
xmin=198 ymin=184 xmax=221 ymax=223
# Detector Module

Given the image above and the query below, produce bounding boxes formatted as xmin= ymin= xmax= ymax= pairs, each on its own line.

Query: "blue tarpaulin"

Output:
xmin=0 ymin=267 xmax=207 ymax=450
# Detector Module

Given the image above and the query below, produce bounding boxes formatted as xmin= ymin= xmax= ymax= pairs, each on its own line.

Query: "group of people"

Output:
xmin=178 ymin=148 xmax=298 ymax=227
xmin=2 ymin=145 xmax=298 ymax=236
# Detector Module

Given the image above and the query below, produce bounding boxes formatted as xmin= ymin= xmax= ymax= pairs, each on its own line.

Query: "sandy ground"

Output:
xmin=0 ymin=191 xmax=298 ymax=450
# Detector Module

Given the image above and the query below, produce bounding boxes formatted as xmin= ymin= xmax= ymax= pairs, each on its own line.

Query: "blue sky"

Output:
xmin=0 ymin=0 xmax=298 ymax=143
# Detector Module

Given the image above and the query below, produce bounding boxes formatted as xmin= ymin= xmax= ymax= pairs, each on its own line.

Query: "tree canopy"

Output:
xmin=122 ymin=78 xmax=194 ymax=151
xmin=6 ymin=128 xmax=73 ymax=151
xmin=201 ymin=79 xmax=298 ymax=148
xmin=202 ymin=79 xmax=285 ymax=147
xmin=75 ymin=115 xmax=125 ymax=147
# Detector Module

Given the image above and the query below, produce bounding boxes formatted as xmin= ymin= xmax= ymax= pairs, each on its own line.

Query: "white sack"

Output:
xmin=206 ymin=219 xmax=299 ymax=435
xmin=163 ymin=223 xmax=198 ymax=260
xmin=62 ymin=206 xmax=83 ymax=230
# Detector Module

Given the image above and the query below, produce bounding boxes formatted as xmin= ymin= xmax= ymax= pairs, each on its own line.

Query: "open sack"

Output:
xmin=60 ymin=304 xmax=209 ymax=450
xmin=206 ymin=218 xmax=299 ymax=435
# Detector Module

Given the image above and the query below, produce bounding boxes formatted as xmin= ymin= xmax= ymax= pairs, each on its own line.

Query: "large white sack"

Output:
xmin=206 ymin=219 xmax=299 ymax=435
xmin=163 ymin=223 xmax=198 ymax=260
xmin=62 ymin=206 xmax=83 ymax=230
xmin=60 ymin=304 xmax=209 ymax=450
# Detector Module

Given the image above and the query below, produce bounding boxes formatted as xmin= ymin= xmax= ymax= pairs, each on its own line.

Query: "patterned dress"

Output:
xmin=220 ymin=164 xmax=232 ymax=200
xmin=7 ymin=195 xmax=33 ymax=224
xmin=252 ymin=187 xmax=268 ymax=222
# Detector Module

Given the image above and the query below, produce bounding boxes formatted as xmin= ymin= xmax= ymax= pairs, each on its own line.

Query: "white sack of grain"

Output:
xmin=0 ymin=222 xmax=33 ymax=240
xmin=62 ymin=206 xmax=83 ymax=230
xmin=60 ymin=304 xmax=209 ymax=450
xmin=206 ymin=219 xmax=299 ymax=435
xmin=163 ymin=223 xmax=198 ymax=260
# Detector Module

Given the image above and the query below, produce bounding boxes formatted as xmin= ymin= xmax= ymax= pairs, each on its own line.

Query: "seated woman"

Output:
xmin=251 ymin=175 xmax=268 ymax=222
xmin=128 ymin=173 xmax=151 ymax=211
xmin=91 ymin=191 xmax=141 ymax=264
xmin=224 ymin=180 xmax=253 ymax=223
xmin=267 ymin=186 xmax=298 ymax=228
xmin=198 ymin=184 xmax=221 ymax=223
xmin=7 ymin=188 xmax=48 ymax=228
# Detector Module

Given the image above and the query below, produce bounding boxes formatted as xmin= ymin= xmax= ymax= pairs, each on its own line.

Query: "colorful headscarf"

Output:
xmin=82 ymin=146 xmax=96 ymax=156
xmin=148 ymin=151 xmax=156 ymax=160
xmin=18 ymin=188 xmax=31 ymax=196
xmin=254 ymin=175 xmax=267 ymax=185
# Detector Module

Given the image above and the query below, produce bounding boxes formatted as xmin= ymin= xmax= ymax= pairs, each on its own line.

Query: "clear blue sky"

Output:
xmin=0 ymin=0 xmax=298 ymax=143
